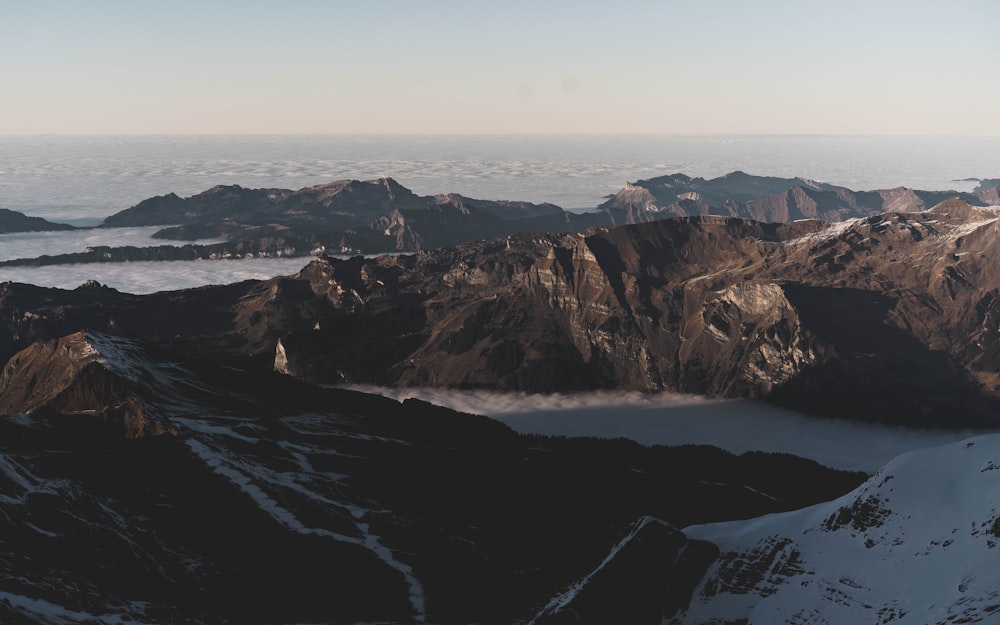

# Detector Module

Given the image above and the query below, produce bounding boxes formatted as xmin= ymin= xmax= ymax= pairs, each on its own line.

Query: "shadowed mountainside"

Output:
xmin=0 ymin=331 xmax=863 ymax=624
xmin=0 ymin=208 xmax=76 ymax=234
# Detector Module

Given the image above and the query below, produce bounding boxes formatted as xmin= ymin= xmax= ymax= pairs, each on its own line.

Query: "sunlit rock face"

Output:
xmin=259 ymin=203 xmax=1000 ymax=426
xmin=5 ymin=199 xmax=1000 ymax=426
xmin=0 ymin=331 xmax=170 ymax=437
xmin=264 ymin=217 xmax=826 ymax=396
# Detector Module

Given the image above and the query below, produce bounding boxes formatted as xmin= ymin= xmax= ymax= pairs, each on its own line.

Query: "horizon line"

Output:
xmin=2 ymin=132 xmax=999 ymax=139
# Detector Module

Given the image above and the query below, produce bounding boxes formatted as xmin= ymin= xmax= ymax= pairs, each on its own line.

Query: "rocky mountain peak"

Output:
xmin=0 ymin=331 xmax=170 ymax=437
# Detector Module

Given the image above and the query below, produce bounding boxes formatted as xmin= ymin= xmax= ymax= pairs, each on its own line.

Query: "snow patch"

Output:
xmin=183 ymin=419 xmax=427 ymax=622
xmin=0 ymin=590 xmax=155 ymax=625
xmin=525 ymin=516 xmax=667 ymax=625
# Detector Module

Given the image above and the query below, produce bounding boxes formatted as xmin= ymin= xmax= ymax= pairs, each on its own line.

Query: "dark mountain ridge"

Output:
xmin=0 ymin=207 xmax=76 ymax=234
xmin=0 ymin=330 xmax=863 ymax=624
xmin=598 ymin=171 xmax=995 ymax=224
xmin=94 ymin=176 xmax=587 ymax=259
xmin=6 ymin=171 xmax=997 ymax=267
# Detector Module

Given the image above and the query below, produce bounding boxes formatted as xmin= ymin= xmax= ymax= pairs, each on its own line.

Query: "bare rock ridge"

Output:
xmin=4 ymin=198 xmax=1000 ymax=427
xmin=598 ymin=171 xmax=996 ymax=224
xmin=95 ymin=177 xmax=578 ymax=259
xmin=0 ymin=330 xmax=863 ymax=624
xmin=0 ymin=330 xmax=168 ymax=437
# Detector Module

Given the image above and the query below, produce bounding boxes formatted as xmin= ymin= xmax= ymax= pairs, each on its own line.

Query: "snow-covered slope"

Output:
xmin=676 ymin=434 xmax=1000 ymax=624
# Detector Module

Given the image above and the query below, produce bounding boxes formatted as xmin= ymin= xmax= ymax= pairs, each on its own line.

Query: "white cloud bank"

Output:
xmin=0 ymin=258 xmax=312 ymax=294
xmin=346 ymin=386 xmax=993 ymax=473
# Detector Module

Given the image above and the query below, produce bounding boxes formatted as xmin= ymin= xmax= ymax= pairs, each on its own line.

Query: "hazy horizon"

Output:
xmin=4 ymin=2 xmax=999 ymax=136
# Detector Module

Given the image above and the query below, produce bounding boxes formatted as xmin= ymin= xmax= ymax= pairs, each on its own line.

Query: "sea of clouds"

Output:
xmin=0 ymin=257 xmax=313 ymax=294
xmin=3 ymin=135 xmax=997 ymax=224
xmin=347 ymin=386 xmax=992 ymax=473
xmin=0 ymin=227 xmax=311 ymax=293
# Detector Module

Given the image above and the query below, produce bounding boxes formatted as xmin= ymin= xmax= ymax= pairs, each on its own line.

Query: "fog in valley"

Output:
xmin=351 ymin=386 xmax=993 ymax=473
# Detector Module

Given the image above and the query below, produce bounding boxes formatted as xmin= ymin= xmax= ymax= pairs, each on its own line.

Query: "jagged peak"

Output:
xmin=368 ymin=175 xmax=403 ymax=188
xmin=0 ymin=331 xmax=173 ymax=437
xmin=295 ymin=177 xmax=418 ymax=200
xmin=1 ymin=331 xmax=151 ymax=382
xmin=794 ymin=176 xmax=825 ymax=190
xmin=74 ymin=279 xmax=116 ymax=292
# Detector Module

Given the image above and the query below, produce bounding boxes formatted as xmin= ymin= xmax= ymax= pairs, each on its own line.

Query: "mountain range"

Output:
xmin=3 ymin=172 xmax=999 ymax=263
xmin=5 ymin=196 xmax=1000 ymax=426
xmin=598 ymin=172 xmax=1000 ymax=223
xmin=4 ymin=172 xmax=1000 ymax=622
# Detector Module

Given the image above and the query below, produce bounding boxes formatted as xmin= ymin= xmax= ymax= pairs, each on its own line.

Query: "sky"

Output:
xmin=2 ymin=1 xmax=999 ymax=135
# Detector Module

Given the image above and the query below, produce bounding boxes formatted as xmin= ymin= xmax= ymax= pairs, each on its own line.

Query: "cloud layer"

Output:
xmin=347 ymin=386 xmax=991 ymax=473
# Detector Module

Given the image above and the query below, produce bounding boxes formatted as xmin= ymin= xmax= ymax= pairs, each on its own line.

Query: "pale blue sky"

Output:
xmin=2 ymin=1 xmax=998 ymax=135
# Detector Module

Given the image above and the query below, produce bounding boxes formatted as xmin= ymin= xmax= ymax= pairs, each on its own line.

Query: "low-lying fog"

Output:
xmin=0 ymin=226 xmax=222 ymax=262
xmin=347 ymin=386 xmax=994 ymax=473
xmin=0 ymin=258 xmax=313 ymax=294
xmin=0 ymin=227 xmax=312 ymax=293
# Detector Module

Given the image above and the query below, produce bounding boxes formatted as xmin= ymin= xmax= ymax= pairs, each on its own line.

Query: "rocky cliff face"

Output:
xmin=4 ymin=199 xmax=1000 ymax=426
xmin=0 ymin=331 xmax=167 ymax=437
xmin=257 ymin=204 xmax=1000 ymax=425
xmin=260 ymin=218 xmax=826 ymax=399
